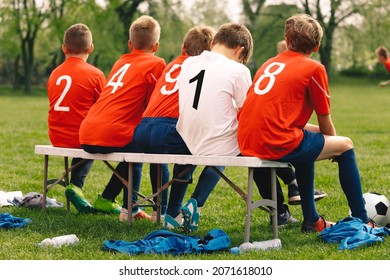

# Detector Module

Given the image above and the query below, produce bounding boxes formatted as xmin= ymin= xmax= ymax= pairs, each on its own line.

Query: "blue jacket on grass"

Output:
xmin=103 ymin=228 xmax=230 ymax=255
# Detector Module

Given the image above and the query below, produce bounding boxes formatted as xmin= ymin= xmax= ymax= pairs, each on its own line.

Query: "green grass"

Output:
xmin=0 ymin=77 xmax=390 ymax=260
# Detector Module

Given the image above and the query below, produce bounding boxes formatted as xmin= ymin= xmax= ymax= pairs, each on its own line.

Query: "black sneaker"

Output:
xmin=270 ymin=208 xmax=299 ymax=226
xmin=288 ymin=184 xmax=327 ymax=205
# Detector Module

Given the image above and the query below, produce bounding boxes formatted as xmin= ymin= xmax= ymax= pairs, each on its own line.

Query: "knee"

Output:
xmin=341 ymin=137 xmax=354 ymax=152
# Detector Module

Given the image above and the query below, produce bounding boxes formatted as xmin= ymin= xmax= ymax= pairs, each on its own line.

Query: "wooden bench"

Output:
xmin=34 ymin=144 xmax=289 ymax=242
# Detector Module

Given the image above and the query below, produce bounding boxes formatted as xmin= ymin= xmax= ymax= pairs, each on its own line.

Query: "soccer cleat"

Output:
xmin=119 ymin=208 xmax=152 ymax=222
xmin=301 ymin=216 xmax=334 ymax=233
xmin=367 ymin=219 xmax=380 ymax=228
xmin=164 ymin=213 xmax=183 ymax=229
xmin=93 ymin=195 xmax=121 ymax=214
xmin=270 ymin=208 xmax=299 ymax=227
xmin=181 ymin=198 xmax=200 ymax=233
xmin=288 ymin=184 xmax=327 ymax=205
xmin=64 ymin=184 xmax=95 ymax=214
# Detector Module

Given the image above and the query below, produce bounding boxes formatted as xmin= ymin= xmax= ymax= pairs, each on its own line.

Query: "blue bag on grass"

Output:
xmin=103 ymin=228 xmax=230 ymax=255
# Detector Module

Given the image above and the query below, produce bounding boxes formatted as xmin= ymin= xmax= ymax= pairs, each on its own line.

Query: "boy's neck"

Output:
xmin=66 ymin=53 xmax=89 ymax=61
xmin=211 ymin=44 xmax=239 ymax=62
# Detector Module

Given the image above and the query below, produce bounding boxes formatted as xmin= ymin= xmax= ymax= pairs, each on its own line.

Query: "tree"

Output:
xmin=301 ymin=0 xmax=360 ymax=76
xmin=111 ymin=0 xmax=146 ymax=52
xmin=7 ymin=0 xmax=48 ymax=93
xmin=242 ymin=0 xmax=266 ymax=32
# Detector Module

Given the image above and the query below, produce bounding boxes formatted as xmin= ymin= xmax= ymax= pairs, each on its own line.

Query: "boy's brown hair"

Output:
xmin=182 ymin=26 xmax=215 ymax=56
xmin=375 ymin=46 xmax=388 ymax=59
xmin=129 ymin=15 xmax=161 ymax=50
xmin=212 ymin=23 xmax=253 ymax=65
xmin=63 ymin=23 xmax=92 ymax=54
xmin=285 ymin=14 xmax=323 ymax=54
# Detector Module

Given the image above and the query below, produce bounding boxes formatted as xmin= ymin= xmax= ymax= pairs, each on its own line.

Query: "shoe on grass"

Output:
xmin=288 ymin=184 xmax=327 ymax=205
xmin=164 ymin=213 xmax=183 ymax=229
xmin=93 ymin=194 xmax=121 ymax=214
xmin=269 ymin=207 xmax=299 ymax=227
xmin=119 ymin=208 xmax=152 ymax=222
xmin=64 ymin=184 xmax=95 ymax=214
xmin=181 ymin=198 xmax=200 ymax=233
xmin=301 ymin=216 xmax=334 ymax=233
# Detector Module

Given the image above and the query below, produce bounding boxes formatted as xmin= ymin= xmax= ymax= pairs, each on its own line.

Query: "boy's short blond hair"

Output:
xmin=284 ymin=14 xmax=323 ymax=54
xmin=182 ymin=26 xmax=215 ymax=56
xmin=212 ymin=23 xmax=253 ymax=65
xmin=63 ymin=23 xmax=92 ymax=54
xmin=376 ymin=46 xmax=388 ymax=59
xmin=129 ymin=15 xmax=161 ymax=50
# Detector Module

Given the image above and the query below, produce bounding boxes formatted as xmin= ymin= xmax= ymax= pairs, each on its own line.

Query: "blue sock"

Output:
xmin=336 ymin=149 xmax=368 ymax=222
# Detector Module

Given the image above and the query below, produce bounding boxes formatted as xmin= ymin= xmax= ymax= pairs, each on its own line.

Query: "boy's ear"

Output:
xmin=235 ymin=46 xmax=245 ymax=62
xmin=87 ymin=43 xmax=94 ymax=54
xmin=313 ymin=44 xmax=320 ymax=53
xmin=152 ymin=42 xmax=159 ymax=53
xmin=128 ymin=40 xmax=133 ymax=51
xmin=62 ymin=44 xmax=68 ymax=54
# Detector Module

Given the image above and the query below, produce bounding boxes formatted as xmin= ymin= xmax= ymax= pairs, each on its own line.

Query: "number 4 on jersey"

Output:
xmin=106 ymin=63 xmax=131 ymax=93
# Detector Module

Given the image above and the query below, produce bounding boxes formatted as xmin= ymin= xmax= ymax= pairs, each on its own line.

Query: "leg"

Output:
xmin=149 ymin=163 xmax=169 ymax=215
xmin=318 ymin=135 xmax=368 ymax=222
xmin=190 ymin=166 xmax=225 ymax=207
xmin=181 ymin=165 xmax=225 ymax=232
xmin=166 ymin=164 xmax=195 ymax=217
xmin=253 ymin=168 xmax=287 ymax=214
xmin=70 ymin=158 xmax=94 ymax=188
xmin=335 ymin=149 xmax=368 ymax=222
xmin=293 ymin=162 xmax=318 ymax=222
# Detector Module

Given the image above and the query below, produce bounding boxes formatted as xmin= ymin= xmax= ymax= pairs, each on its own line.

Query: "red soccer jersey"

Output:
xmin=79 ymin=50 xmax=166 ymax=147
xmin=143 ymin=55 xmax=188 ymax=118
xmin=385 ymin=58 xmax=390 ymax=73
xmin=47 ymin=57 xmax=106 ymax=148
xmin=238 ymin=50 xmax=330 ymax=160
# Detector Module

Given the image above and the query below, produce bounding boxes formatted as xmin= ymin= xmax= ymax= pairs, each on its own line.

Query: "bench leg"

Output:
xmin=245 ymin=167 xmax=254 ymax=242
xmin=155 ymin=164 xmax=162 ymax=224
xmin=64 ymin=157 xmax=70 ymax=210
xmin=42 ymin=155 xmax=49 ymax=212
xmin=127 ymin=162 xmax=133 ymax=225
xmin=271 ymin=168 xmax=278 ymax=239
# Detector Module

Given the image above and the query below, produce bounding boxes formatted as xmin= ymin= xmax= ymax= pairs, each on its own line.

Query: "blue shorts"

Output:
xmin=278 ymin=130 xmax=325 ymax=164
xmin=133 ymin=117 xmax=191 ymax=155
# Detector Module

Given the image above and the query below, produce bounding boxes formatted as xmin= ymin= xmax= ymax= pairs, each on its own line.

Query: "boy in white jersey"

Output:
xmin=175 ymin=23 xmax=253 ymax=232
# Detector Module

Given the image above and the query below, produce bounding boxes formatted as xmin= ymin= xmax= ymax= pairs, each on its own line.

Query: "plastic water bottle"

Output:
xmin=230 ymin=239 xmax=282 ymax=254
xmin=39 ymin=234 xmax=79 ymax=248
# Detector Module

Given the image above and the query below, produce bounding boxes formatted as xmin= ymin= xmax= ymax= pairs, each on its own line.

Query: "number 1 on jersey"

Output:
xmin=189 ymin=69 xmax=205 ymax=110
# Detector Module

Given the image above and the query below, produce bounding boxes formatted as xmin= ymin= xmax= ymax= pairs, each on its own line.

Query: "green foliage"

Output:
xmin=0 ymin=77 xmax=390 ymax=260
xmin=249 ymin=4 xmax=299 ymax=75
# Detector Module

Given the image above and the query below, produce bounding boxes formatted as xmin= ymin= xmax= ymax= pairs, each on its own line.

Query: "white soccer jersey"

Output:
xmin=176 ymin=50 xmax=252 ymax=156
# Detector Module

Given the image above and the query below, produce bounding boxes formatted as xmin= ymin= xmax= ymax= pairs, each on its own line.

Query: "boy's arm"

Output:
xmin=316 ymin=114 xmax=336 ymax=136
xmin=379 ymin=80 xmax=390 ymax=87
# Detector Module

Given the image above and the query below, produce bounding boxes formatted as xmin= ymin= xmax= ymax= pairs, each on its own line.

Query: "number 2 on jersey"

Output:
xmin=254 ymin=62 xmax=285 ymax=95
xmin=54 ymin=75 xmax=72 ymax=112
xmin=189 ymin=69 xmax=205 ymax=110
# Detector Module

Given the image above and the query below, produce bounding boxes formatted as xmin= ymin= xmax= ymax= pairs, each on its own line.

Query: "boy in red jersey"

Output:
xmin=275 ymin=39 xmax=327 ymax=205
xmin=79 ymin=15 xmax=166 ymax=220
xmin=238 ymin=14 xmax=374 ymax=233
xmin=375 ymin=46 xmax=390 ymax=87
xmin=47 ymin=23 xmax=106 ymax=213
xmin=133 ymin=26 xmax=219 ymax=229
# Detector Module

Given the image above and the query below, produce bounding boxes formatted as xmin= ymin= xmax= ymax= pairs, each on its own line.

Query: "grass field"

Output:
xmin=0 ymin=76 xmax=390 ymax=261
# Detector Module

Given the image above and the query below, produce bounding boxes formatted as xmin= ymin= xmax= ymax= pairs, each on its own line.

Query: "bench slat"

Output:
xmin=35 ymin=145 xmax=288 ymax=168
